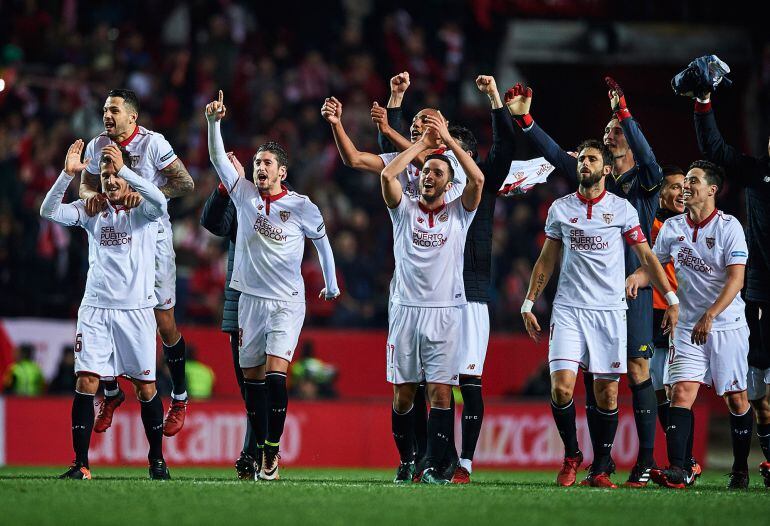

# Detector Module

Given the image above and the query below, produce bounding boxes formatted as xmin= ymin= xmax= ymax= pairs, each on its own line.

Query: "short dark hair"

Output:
xmin=255 ymin=141 xmax=289 ymax=168
xmin=99 ymin=147 xmax=132 ymax=170
xmin=448 ymin=125 xmax=478 ymax=159
xmin=424 ymin=153 xmax=455 ymax=182
xmin=107 ymin=89 xmax=140 ymax=114
xmin=661 ymin=164 xmax=685 ymax=177
xmin=688 ymin=160 xmax=724 ymax=194
xmin=576 ymin=139 xmax=612 ymax=166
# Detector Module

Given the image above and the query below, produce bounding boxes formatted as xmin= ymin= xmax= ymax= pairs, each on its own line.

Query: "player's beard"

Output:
xmin=578 ymin=168 xmax=603 ymax=192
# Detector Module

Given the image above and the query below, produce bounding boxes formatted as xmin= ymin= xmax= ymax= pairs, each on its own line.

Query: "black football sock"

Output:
xmin=666 ymin=406 xmax=691 ymax=469
xmin=140 ymin=392 xmax=164 ymax=461
xmin=72 ymin=391 xmax=95 ymax=467
xmin=593 ymin=406 xmax=619 ymax=473
xmin=757 ymin=422 xmax=770 ymax=462
xmin=103 ymin=379 xmax=120 ymax=397
xmin=657 ymin=399 xmax=670 ymax=435
xmin=729 ymin=407 xmax=753 ymax=472
xmin=266 ymin=371 xmax=288 ymax=446
xmin=413 ymin=383 xmax=428 ymax=464
xmin=441 ymin=394 xmax=458 ymax=468
xmin=244 ymin=379 xmax=267 ymax=456
xmin=163 ymin=335 xmax=187 ymax=398
xmin=583 ymin=372 xmax=599 ymax=450
xmin=230 ymin=334 xmax=256 ymax=456
xmin=551 ymin=399 xmax=580 ymax=458
xmin=630 ymin=378 xmax=657 ymax=466
xmin=460 ymin=377 xmax=484 ymax=461
xmin=685 ymin=410 xmax=695 ymax=463
xmin=424 ymin=407 xmax=452 ymax=471
xmin=392 ymin=405 xmax=416 ymax=463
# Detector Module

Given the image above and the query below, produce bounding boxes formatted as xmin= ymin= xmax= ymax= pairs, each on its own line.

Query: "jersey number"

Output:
xmin=75 ymin=333 xmax=83 ymax=353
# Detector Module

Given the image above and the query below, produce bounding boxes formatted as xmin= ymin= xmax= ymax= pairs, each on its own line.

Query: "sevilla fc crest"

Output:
xmin=621 ymin=182 xmax=632 ymax=194
xmin=280 ymin=210 xmax=291 ymax=222
xmin=438 ymin=211 xmax=448 ymax=223
xmin=706 ymin=237 xmax=715 ymax=249
xmin=602 ymin=213 xmax=614 ymax=224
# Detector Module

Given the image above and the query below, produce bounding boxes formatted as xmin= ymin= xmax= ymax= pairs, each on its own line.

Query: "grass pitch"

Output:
xmin=1 ymin=466 xmax=768 ymax=526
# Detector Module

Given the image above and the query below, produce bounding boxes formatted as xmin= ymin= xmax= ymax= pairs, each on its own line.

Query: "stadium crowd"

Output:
xmin=0 ymin=1 xmax=611 ymax=333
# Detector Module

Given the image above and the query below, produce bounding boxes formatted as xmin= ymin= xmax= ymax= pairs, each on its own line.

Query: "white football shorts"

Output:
xmin=387 ymin=304 xmax=461 ymax=385
xmin=238 ymin=294 xmax=305 ymax=368
xmin=668 ymin=325 xmax=749 ymax=396
xmin=747 ymin=365 xmax=770 ymax=401
xmin=75 ymin=305 xmax=157 ymax=381
xmin=154 ymin=233 xmax=176 ymax=310
xmin=458 ymin=301 xmax=490 ymax=376
xmin=548 ymin=305 xmax=627 ymax=379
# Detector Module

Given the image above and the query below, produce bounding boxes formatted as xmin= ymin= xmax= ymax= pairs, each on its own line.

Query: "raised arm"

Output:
xmin=521 ymin=238 xmax=562 ymax=342
xmin=42 ymin=140 xmax=92 ymax=225
xmin=205 ymin=90 xmax=241 ymax=192
xmin=375 ymin=72 xmax=411 ymax=154
xmin=693 ymin=96 xmax=758 ymax=183
xmin=606 ymin=77 xmax=662 ymax=191
xmin=476 ymin=75 xmax=516 ymax=189
xmin=321 ymin=96 xmax=385 ymax=175
xmin=381 ymin=134 xmax=437 ymax=208
xmin=425 ymin=113 xmax=484 ymax=211
xmin=505 ymin=83 xmax=578 ymax=182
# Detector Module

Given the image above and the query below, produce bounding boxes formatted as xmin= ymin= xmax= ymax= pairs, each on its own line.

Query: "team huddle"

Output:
xmin=40 ymin=65 xmax=770 ymax=488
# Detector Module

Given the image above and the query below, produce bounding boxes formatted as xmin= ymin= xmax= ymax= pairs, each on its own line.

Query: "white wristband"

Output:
xmin=521 ymin=299 xmax=534 ymax=313
xmin=664 ymin=291 xmax=679 ymax=306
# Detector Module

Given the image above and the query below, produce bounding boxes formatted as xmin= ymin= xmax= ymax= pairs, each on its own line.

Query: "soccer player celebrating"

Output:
xmin=627 ymin=162 xmax=752 ymax=489
xmin=321 ymin=95 xmax=467 ymax=201
xmin=508 ymin=79 xmax=665 ymax=485
xmin=692 ymin=90 xmax=770 ymax=486
xmin=647 ymin=166 xmax=702 ymax=485
xmin=374 ymin=73 xmax=517 ymax=483
xmin=42 ymin=141 xmax=170 ymax=480
xmin=382 ymin=111 xmax=484 ymax=485
xmin=206 ymin=91 xmax=340 ymax=480
xmin=522 ymin=140 xmax=678 ymax=488
xmin=79 ymin=89 xmax=195 ymax=437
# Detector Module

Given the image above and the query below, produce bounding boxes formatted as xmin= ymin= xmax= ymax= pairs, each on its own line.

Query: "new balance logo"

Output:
xmin=611 ymin=362 xmax=621 ymax=368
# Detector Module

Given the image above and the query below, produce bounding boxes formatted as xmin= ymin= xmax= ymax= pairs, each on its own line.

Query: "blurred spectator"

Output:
xmin=290 ymin=342 xmax=337 ymax=400
xmin=3 ymin=343 xmax=45 ymax=396
xmin=185 ymin=346 xmax=215 ymax=400
xmin=47 ymin=344 xmax=76 ymax=395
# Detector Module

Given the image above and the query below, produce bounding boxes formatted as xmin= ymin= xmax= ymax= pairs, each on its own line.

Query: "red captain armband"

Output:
xmin=694 ymin=98 xmax=712 ymax=113
xmin=512 ymin=113 xmax=534 ymax=129
xmin=623 ymin=225 xmax=647 ymax=246
xmin=614 ymin=107 xmax=632 ymax=122
xmin=217 ymin=182 xmax=229 ymax=196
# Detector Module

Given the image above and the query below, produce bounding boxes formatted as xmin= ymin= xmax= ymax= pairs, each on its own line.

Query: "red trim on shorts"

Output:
xmin=549 ymin=358 xmax=588 ymax=369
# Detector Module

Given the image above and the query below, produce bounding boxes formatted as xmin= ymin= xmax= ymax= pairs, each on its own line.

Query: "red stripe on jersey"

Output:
xmin=623 ymin=225 xmax=647 ymax=246
xmin=118 ymin=125 xmax=140 ymax=147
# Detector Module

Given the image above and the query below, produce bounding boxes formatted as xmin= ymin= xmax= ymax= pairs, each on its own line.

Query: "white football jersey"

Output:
xmin=379 ymin=150 xmax=467 ymax=202
xmin=228 ymin=182 xmax=326 ymax=303
xmin=545 ymin=190 xmax=647 ymax=310
xmin=389 ymin=196 xmax=476 ymax=307
xmin=43 ymin=174 xmax=160 ymax=309
xmin=85 ymin=126 xmax=177 ymax=239
xmin=653 ymin=210 xmax=748 ymax=331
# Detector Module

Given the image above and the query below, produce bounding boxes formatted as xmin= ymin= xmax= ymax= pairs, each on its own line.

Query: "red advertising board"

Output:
xmin=1 ymin=397 xmax=709 ymax=469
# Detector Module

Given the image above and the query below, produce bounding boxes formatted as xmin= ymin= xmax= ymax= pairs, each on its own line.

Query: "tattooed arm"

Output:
xmin=521 ymin=238 xmax=562 ymax=342
xmin=158 ymin=158 xmax=194 ymax=198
